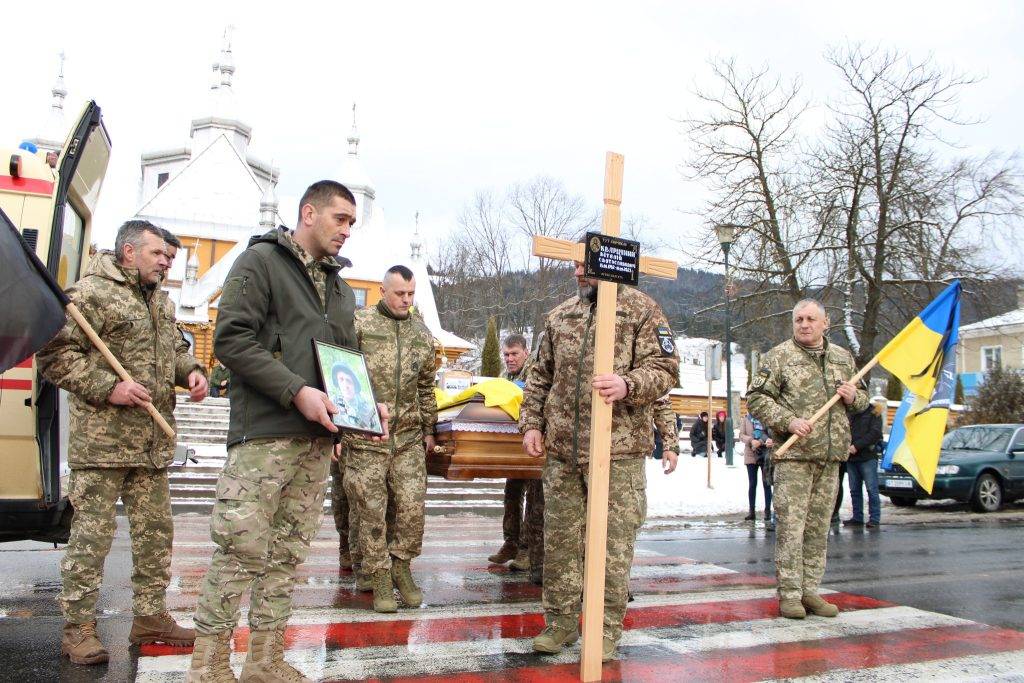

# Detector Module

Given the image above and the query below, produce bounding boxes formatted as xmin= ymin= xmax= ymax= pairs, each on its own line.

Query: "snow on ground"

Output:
xmin=645 ymin=441 xmax=757 ymax=519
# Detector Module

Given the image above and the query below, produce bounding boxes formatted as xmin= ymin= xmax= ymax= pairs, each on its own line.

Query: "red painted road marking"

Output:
xmin=141 ymin=592 xmax=887 ymax=656
xmin=354 ymin=623 xmax=1024 ymax=683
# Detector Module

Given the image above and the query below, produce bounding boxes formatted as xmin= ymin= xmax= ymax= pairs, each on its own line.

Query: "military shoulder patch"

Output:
xmin=751 ymin=365 xmax=771 ymax=389
xmin=656 ymin=325 xmax=675 ymax=356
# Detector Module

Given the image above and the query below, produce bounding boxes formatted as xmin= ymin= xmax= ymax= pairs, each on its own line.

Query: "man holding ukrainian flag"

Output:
xmin=750 ymin=283 xmax=961 ymax=622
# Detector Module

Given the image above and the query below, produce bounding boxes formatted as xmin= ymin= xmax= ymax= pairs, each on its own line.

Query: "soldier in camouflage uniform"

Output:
xmin=344 ymin=264 xmax=438 ymax=613
xmin=519 ymin=262 xmax=679 ymax=662
xmin=488 ymin=335 xmax=544 ymax=580
xmin=188 ymin=181 xmax=383 ymax=683
xmin=38 ymin=220 xmax=207 ymax=665
xmin=746 ymin=299 xmax=868 ymax=620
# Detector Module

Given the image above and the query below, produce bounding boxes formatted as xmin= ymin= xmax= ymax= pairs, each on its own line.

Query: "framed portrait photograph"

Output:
xmin=312 ymin=340 xmax=384 ymax=436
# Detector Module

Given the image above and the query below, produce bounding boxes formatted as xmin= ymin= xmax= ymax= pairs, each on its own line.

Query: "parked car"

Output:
xmin=879 ymin=424 xmax=1024 ymax=512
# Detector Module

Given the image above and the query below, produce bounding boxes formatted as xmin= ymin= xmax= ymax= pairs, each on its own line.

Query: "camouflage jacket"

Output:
xmin=37 ymin=252 xmax=203 ymax=469
xmin=348 ymin=301 xmax=437 ymax=452
xmin=746 ymin=338 xmax=869 ymax=462
xmin=519 ymin=286 xmax=680 ymax=464
xmin=653 ymin=397 xmax=679 ymax=451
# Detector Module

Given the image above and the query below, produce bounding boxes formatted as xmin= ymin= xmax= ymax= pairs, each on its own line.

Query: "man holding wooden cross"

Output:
xmin=519 ymin=246 xmax=679 ymax=661
xmin=746 ymin=298 xmax=868 ymax=619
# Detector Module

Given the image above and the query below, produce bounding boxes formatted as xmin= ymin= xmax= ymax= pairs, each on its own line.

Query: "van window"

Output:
xmin=56 ymin=202 xmax=85 ymax=287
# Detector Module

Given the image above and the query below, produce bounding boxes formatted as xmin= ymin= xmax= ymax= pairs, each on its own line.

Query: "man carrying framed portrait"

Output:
xmin=343 ymin=265 xmax=438 ymax=613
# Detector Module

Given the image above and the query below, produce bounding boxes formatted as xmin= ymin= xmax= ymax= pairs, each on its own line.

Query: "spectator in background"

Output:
xmin=690 ymin=411 xmax=709 ymax=457
xmin=712 ymin=410 xmax=727 ymax=457
xmin=844 ymin=402 xmax=884 ymax=528
xmin=740 ymin=413 xmax=774 ymax=522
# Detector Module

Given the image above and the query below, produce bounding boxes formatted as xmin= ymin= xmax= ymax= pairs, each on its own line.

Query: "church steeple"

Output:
xmin=30 ymin=51 xmax=68 ymax=154
xmin=335 ymin=101 xmax=376 ymax=226
xmin=410 ymin=211 xmax=424 ymax=262
xmin=191 ymin=25 xmax=251 ymax=156
xmin=347 ymin=103 xmax=360 ymax=156
xmin=260 ymin=171 xmax=279 ymax=230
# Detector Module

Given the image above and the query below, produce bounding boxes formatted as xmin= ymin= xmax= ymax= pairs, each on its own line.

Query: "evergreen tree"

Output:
xmin=480 ymin=317 xmax=501 ymax=377
xmin=961 ymin=366 xmax=1024 ymax=425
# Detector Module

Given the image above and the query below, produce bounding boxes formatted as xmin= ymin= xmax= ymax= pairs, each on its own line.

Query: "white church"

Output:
xmin=122 ymin=33 xmax=473 ymax=368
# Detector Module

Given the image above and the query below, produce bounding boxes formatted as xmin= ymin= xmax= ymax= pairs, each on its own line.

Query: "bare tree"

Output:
xmin=507 ymin=176 xmax=596 ymax=342
xmin=681 ymin=58 xmax=821 ymax=335
xmin=821 ymin=44 xmax=1022 ymax=366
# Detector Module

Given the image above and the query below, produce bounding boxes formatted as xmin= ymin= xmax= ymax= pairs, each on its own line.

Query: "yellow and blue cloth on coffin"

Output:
xmin=879 ymin=281 xmax=961 ymax=493
xmin=434 ymin=378 xmax=523 ymax=420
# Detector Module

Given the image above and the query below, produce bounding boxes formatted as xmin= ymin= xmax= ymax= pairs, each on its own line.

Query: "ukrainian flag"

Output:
xmin=879 ymin=281 xmax=961 ymax=493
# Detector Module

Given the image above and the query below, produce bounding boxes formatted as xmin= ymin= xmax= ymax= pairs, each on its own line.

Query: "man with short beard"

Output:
xmin=519 ymin=258 xmax=679 ymax=662
xmin=39 ymin=220 xmax=207 ymax=665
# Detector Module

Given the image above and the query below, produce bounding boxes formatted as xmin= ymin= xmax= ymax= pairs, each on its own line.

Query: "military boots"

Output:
xmin=61 ymin=621 xmax=109 ymax=665
xmin=186 ymin=631 xmax=236 ymax=683
xmin=338 ymin=548 xmax=353 ymax=570
xmin=355 ymin=569 xmax=373 ymax=592
xmin=371 ymin=570 xmax=397 ymax=613
xmin=129 ymin=611 xmax=196 ymax=646
xmin=802 ymin=592 xmax=840 ymax=617
xmin=487 ymin=541 xmax=517 ymax=564
xmin=532 ymin=616 xmax=580 ymax=654
xmin=239 ymin=629 xmax=310 ymax=683
xmin=779 ymin=598 xmax=807 ymax=619
xmin=391 ymin=558 xmax=423 ymax=607
xmin=509 ymin=549 xmax=531 ymax=572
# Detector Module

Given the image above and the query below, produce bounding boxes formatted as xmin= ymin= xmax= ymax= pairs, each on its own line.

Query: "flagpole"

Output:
xmin=65 ymin=303 xmax=176 ymax=439
xmin=773 ymin=357 xmax=879 ymax=457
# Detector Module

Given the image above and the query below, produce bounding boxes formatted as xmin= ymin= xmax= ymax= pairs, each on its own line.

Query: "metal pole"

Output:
xmin=723 ymin=244 xmax=734 ymax=466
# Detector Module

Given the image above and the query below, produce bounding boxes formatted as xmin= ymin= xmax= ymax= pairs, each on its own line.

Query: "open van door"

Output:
xmin=0 ymin=101 xmax=111 ymax=543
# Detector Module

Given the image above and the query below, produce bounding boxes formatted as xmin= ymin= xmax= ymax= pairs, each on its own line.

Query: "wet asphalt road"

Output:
xmin=0 ymin=503 xmax=1022 ymax=682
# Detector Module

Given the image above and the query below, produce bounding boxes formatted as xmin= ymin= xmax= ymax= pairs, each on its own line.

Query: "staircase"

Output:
xmin=165 ymin=397 xmax=504 ymax=516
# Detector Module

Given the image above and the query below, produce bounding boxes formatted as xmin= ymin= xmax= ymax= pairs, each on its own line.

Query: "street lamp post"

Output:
xmin=715 ymin=224 xmax=737 ymax=466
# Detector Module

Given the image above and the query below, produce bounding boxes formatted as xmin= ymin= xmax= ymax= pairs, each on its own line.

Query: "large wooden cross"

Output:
xmin=533 ymin=152 xmax=679 ymax=681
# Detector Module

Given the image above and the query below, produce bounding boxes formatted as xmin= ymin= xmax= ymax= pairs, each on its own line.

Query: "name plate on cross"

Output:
xmin=583 ymin=232 xmax=640 ymax=286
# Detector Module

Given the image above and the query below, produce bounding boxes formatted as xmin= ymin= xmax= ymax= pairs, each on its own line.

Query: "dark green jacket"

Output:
xmin=214 ymin=230 xmax=357 ymax=446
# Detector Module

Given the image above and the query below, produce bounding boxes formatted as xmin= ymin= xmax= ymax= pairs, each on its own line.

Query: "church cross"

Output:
xmin=532 ymin=152 xmax=679 ymax=681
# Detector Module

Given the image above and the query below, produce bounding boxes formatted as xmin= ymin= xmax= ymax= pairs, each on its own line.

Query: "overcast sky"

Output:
xmin=3 ymin=1 xmax=1022 ymax=268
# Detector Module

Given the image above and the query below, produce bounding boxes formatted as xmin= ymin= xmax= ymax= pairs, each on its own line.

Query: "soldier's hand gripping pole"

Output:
xmin=65 ymin=302 xmax=176 ymax=439
xmin=773 ymin=357 xmax=878 ymax=457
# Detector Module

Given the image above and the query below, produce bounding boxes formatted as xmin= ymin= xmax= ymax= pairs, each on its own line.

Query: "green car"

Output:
xmin=879 ymin=424 xmax=1024 ymax=512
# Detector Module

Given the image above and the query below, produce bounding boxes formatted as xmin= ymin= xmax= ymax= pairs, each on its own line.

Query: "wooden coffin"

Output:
xmin=428 ymin=399 xmax=543 ymax=480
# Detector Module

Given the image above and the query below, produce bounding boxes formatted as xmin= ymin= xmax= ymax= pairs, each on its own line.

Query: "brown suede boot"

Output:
xmin=129 ymin=611 xmax=196 ymax=646
xmin=371 ymin=570 xmax=398 ymax=613
xmin=61 ymin=621 xmax=109 ymax=665
xmin=802 ymin=592 xmax=840 ymax=617
xmin=186 ymin=631 xmax=237 ymax=682
xmin=239 ymin=629 xmax=310 ymax=682
xmin=487 ymin=541 xmax=517 ymax=564
xmin=509 ymin=549 xmax=531 ymax=572
xmin=391 ymin=558 xmax=423 ymax=608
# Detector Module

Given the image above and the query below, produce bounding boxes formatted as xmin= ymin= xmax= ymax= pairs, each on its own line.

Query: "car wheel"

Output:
xmin=969 ymin=473 xmax=1003 ymax=513
xmin=889 ymin=496 xmax=916 ymax=507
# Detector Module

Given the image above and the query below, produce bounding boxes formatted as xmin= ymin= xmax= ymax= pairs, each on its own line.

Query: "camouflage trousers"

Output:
xmin=344 ymin=438 xmax=426 ymax=574
xmin=542 ymin=457 xmax=646 ymax=642
xmin=330 ymin=454 xmax=360 ymax=564
xmin=193 ymin=437 xmax=332 ymax=635
xmin=772 ymin=460 xmax=840 ymax=601
xmin=60 ymin=467 xmax=173 ymax=623
xmin=502 ymin=479 xmax=544 ymax=564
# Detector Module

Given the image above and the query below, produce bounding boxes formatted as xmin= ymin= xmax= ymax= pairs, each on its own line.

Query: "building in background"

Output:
xmin=957 ymin=285 xmax=1024 ymax=397
xmin=122 ymin=31 xmax=470 ymax=367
